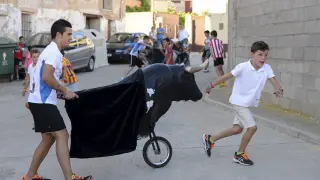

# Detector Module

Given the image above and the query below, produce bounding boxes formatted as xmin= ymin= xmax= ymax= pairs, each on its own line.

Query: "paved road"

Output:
xmin=1 ymin=57 xmax=320 ymax=180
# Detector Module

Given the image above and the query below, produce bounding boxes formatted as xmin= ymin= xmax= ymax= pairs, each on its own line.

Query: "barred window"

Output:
xmin=21 ymin=13 xmax=32 ymax=38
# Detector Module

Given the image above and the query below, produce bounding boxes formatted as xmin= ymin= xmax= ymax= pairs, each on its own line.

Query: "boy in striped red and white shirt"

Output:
xmin=209 ymin=30 xmax=226 ymax=87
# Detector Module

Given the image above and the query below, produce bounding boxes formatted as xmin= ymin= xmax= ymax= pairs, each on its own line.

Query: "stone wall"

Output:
xmin=228 ymin=0 xmax=320 ymax=117
xmin=0 ymin=3 xmax=21 ymax=41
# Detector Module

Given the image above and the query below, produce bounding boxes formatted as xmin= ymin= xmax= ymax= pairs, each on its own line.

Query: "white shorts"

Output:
xmin=232 ymin=104 xmax=256 ymax=128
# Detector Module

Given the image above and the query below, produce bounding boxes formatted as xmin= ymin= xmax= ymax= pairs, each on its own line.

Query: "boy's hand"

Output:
xmin=205 ymin=83 xmax=214 ymax=94
xmin=274 ymin=88 xmax=284 ymax=97
xmin=64 ymin=90 xmax=79 ymax=100
xmin=22 ymin=88 xmax=26 ymax=96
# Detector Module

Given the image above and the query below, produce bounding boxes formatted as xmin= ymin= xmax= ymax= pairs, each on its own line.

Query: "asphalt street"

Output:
xmin=0 ymin=56 xmax=320 ymax=180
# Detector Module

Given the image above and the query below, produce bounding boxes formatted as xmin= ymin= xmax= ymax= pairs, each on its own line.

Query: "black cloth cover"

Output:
xmin=64 ymin=69 xmax=146 ymax=159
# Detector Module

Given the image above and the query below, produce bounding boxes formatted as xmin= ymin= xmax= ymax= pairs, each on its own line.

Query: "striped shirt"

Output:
xmin=61 ymin=57 xmax=78 ymax=84
xmin=209 ymin=38 xmax=224 ymax=59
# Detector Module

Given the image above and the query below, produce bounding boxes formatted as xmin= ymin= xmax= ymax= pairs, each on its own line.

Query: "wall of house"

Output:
xmin=0 ymin=0 xmax=124 ymax=40
xmin=205 ymin=10 xmax=228 ymax=43
xmin=228 ymin=0 xmax=320 ymax=118
xmin=0 ymin=3 xmax=21 ymax=41
xmin=155 ymin=12 xmax=179 ymax=38
xmin=151 ymin=0 xmax=170 ymax=12
xmin=172 ymin=0 xmax=185 ymax=12
xmin=125 ymin=12 xmax=154 ymax=34
xmin=126 ymin=0 xmax=141 ymax=7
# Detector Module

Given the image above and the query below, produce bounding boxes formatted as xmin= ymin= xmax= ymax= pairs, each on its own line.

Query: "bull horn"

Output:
xmin=185 ymin=59 xmax=209 ymax=73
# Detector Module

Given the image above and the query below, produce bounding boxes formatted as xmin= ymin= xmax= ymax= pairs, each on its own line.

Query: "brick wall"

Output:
xmin=126 ymin=0 xmax=141 ymax=7
xmin=228 ymin=0 xmax=320 ymax=118
xmin=155 ymin=12 xmax=179 ymax=38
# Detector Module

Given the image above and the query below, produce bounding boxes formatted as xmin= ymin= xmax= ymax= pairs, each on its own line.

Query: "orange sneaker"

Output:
xmin=71 ymin=173 xmax=92 ymax=180
xmin=233 ymin=152 xmax=254 ymax=166
xmin=202 ymin=134 xmax=215 ymax=157
xmin=22 ymin=173 xmax=50 ymax=180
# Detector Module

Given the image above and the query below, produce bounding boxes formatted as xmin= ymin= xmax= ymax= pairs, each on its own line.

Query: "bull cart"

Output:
xmin=139 ymin=125 xmax=173 ymax=168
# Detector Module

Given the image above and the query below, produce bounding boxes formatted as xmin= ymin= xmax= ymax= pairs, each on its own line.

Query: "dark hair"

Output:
xmin=211 ymin=30 xmax=217 ymax=37
xmin=204 ymin=30 xmax=209 ymax=34
xmin=60 ymin=49 xmax=65 ymax=56
xmin=251 ymin=41 xmax=269 ymax=53
xmin=163 ymin=37 xmax=170 ymax=42
xmin=134 ymin=36 xmax=139 ymax=39
xmin=143 ymin=35 xmax=150 ymax=40
xmin=51 ymin=19 xmax=72 ymax=39
xmin=19 ymin=36 xmax=24 ymax=40
xmin=30 ymin=49 xmax=40 ymax=56
xmin=27 ymin=46 xmax=32 ymax=51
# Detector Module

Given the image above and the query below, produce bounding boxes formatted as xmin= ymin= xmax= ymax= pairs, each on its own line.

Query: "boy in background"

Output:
xmin=163 ymin=38 xmax=174 ymax=64
xmin=202 ymin=41 xmax=283 ymax=166
xmin=14 ymin=36 xmax=25 ymax=80
xmin=22 ymin=49 xmax=40 ymax=129
xmin=200 ymin=30 xmax=211 ymax=72
xmin=209 ymin=30 xmax=225 ymax=87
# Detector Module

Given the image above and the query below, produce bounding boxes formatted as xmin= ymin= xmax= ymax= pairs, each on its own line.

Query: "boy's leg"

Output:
xmin=25 ymin=133 xmax=55 ymax=179
xmin=26 ymin=103 xmax=92 ymax=180
xmin=232 ymin=105 xmax=256 ymax=166
xmin=202 ymin=124 xmax=243 ymax=157
xmin=51 ymin=129 xmax=73 ymax=179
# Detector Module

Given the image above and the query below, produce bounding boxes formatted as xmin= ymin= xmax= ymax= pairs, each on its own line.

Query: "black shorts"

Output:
xmin=129 ymin=55 xmax=144 ymax=68
xmin=14 ymin=58 xmax=21 ymax=66
xmin=28 ymin=103 xmax=66 ymax=133
xmin=214 ymin=57 xmax=224 ymax=66
xmin=202 ymin=50 xmax=210 ymax=59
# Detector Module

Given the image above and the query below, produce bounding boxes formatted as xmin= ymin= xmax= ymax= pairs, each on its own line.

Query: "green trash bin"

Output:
xmin=0 ymin=37 xmax=17 ymax=82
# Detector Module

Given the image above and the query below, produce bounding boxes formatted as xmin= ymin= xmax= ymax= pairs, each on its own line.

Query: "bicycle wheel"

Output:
xmin=142 ymin=136 xmax=172 ymax=168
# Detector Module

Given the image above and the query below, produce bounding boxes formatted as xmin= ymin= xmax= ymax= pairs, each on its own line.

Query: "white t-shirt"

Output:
xmin=129 ymin=40 xmax=146 ymax=57
xmin=28 ymin=42 xmax=63 ymax=105
xmin=229 ymin=60 xmax=275 ymax=107
xmin=178 ymin=29 xmax=189 ymax=41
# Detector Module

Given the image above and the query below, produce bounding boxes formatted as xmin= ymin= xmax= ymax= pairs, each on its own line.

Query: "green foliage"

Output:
xmin=126 ymin=0 xmax=150 ymax=12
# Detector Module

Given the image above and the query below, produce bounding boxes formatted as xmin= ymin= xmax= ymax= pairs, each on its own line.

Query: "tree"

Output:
xmin=126 ymin=0 xmax=150 ymax=12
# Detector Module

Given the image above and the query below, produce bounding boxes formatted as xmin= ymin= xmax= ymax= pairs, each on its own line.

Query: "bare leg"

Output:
xmin=15 ymin=65 xmax=20 ymax=79
xmin=26 ymin=133 xmax=55 ymax=178
xmin=238 ymin=126 xmax=257 ymax=152
xmin=219 ymin=65 xmax=225 ymax=76
xmin=211 ymin=125 xmax=243 ymax=142
xmin=52 ymin=129 xmax=73 ymax=180
xmin=215 ymin=66 xmax=221 ymax=77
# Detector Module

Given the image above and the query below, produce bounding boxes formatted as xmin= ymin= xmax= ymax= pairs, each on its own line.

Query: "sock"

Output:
xmin=236 ymin=152 xmax=244 ymax=155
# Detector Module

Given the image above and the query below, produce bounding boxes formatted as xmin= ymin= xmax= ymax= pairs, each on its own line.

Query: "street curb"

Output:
xmin=202 ymin=94 xmax=320 ymax=145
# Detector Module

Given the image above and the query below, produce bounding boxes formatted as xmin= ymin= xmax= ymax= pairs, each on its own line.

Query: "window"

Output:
xmin=74 ymin=32 xmax=87 ymax=48
xmin=21 ymin=13 xmax=32 ymax=38
xmin=103 ymin=0 xmax=113 ymax=10
xmin=108 ymin=33 xmax=131 ymax=43
xmin=219 ymin=23 xmax=224 ymax=30
xmin=172 ymin=0 xmax=181 ymax=3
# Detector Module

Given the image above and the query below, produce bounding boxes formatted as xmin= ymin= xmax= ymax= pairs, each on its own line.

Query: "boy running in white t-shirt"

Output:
xmin=202 ymin=41 xmax=283 ymax=166
xmin=22 ymin=49 xmax=40 ymax=130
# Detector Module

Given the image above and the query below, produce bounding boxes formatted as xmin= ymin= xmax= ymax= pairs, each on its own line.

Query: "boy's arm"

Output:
xmin=269 ymin=77 xmax=283 ymax=97
xmin=206 ymin=73 xmax=233 ymax=94
xmin=22 ymin=74 xmax=30 ymax=96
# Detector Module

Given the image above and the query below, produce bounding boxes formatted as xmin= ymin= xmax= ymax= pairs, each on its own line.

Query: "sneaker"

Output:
xmin=22 ymin=173 xmax=50 ymax=180
xmin=219 ymin=82 xmax=226 ymax=87
xmin=203 ymin=69 xmax=209 ymax=73
xmin=233 ymin=152 xmax=254 ymax=166
xmin=71 ymin=173 xmax=92 ymax=180
xmin=202 ymin=134 xmax=215 ymax=157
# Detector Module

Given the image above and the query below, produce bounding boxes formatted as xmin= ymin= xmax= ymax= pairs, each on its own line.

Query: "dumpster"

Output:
xmin=0 ymin=37 xmax=17 ymax=82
